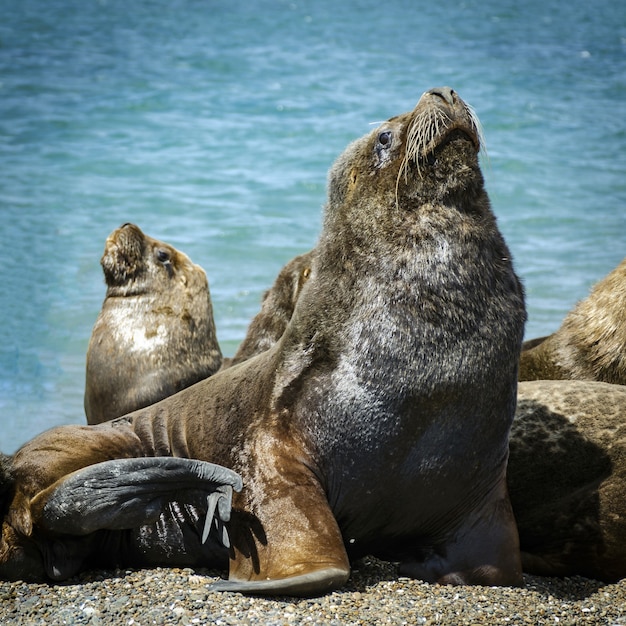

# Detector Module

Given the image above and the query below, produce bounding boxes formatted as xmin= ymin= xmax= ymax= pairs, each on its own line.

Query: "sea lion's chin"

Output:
xmin=398 ymin=133 xmax=480 ymax=199
xmin=430 ymin=128 xmax=479 ymax=159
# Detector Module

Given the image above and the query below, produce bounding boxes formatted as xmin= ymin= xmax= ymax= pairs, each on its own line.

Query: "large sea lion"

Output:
xmin=84 ymin=223 xmax=223 ymax=424
xmin=520 ymin=258 xmax=626 ymax=384
xmin=0 ymin=87 xmax=527 ymax=594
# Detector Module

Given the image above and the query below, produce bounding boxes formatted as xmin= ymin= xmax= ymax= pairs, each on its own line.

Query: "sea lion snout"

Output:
xmin=425 ymin=86 xmax=456 ymax=105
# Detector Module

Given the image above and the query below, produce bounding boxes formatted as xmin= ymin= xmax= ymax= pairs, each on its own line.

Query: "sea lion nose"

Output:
xmin=427 ymin=87 xmax=456 ymax=105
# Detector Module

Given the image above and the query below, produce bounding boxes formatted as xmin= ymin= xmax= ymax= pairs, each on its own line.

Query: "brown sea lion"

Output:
xmin=0 ymin=87 xmax=526 ymax=594
xmin=509 ymin=380 xmax=626 ymax=582
xmin=520 ymin=258 xmax=626 ymax=384
xmin=84 ymin=223 xmax=223 ymax=424
xmin=227 ymin=250 xmax=314 ymax=368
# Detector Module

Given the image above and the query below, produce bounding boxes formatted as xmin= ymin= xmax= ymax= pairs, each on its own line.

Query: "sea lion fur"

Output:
xmin=510 ymin=380 xmax=626 ymax=582
xmin=1 ymin=88 xmax=527 ymax=594
xmin=520 ymin=258 xmax=626 ymax=384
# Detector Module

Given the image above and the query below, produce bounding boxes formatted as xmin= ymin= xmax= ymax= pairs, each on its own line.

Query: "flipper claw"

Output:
xmin=202 ymin=485 xmax=234 ymax=547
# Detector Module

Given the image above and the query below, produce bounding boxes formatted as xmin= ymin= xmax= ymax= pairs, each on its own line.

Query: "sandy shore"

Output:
xmin=1 ymin=558 xmax=624 ymax=625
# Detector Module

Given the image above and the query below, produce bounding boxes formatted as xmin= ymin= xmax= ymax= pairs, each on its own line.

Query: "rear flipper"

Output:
xmin=31 ymin=456 xmax=242 ymax=545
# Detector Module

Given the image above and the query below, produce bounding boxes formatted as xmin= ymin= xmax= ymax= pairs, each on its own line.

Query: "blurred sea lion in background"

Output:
xmin=226 ymin=250 xmax=314 ymax=368
xmin=509 ymin=379 xmax=626 ymax=582
xmin=520 ymin=258 xmax=626 ymax=384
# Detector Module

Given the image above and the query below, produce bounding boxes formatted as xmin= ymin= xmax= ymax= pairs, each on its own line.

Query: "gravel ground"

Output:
xmin=0 ymin=558 xmax=624 ymax=625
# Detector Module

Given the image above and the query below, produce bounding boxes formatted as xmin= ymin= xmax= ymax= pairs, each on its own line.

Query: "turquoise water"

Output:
xmin=1 ymin=0 xmax=625 ymax=453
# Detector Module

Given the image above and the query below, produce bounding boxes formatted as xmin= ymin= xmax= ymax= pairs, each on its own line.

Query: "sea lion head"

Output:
xmin=100 ymin=222 xmax=206 ymax=297
xmin=326 ymin=87 xmax=485 ymax=239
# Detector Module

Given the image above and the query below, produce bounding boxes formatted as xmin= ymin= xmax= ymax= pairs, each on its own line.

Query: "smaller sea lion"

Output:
xmin=520 ymin=258 xmax=626 ymax=384
xmin=84 ymin=223 xmax=222 ymax=424
xmin=227 ymin=250 xmax=314 ymax=368
xmin=509 ymin=379 xmax=626 ymax=582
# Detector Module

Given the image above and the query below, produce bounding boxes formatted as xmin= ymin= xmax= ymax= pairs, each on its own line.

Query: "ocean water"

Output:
xmin=1 ymin=0 xmax=624 ymax=453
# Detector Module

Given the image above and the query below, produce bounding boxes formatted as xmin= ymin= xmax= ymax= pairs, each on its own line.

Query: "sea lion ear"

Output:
xmin=29 ymin=457 xmax=242 ymax=544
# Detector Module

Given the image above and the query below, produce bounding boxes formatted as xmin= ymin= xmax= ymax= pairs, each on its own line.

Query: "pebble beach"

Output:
xmin=1 ymin=558 xmax=624 ymax=625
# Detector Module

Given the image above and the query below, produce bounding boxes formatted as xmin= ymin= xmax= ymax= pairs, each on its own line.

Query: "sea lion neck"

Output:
xmin=323 ymin=91 xmax=486 ymax=251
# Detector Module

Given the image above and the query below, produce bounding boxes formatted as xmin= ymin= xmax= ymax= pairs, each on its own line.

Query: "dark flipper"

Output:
xmin=31 ymin=457 xmax=242 ymax=544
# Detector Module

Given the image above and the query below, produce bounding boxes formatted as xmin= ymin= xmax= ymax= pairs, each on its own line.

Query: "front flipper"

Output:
xmin=210 ymin=567 xmax=349 ymax=597
xmin=30 ymin=457 xmax=242 ymax=545
xmin=209 ymin=433 xmax=350 ymax=597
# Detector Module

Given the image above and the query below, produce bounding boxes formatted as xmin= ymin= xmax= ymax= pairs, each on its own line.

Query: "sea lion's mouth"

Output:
xmin=431 ymin=127 xmax=479 ymax=154
xmin=396 ymin=100 xmax=483 ymax=186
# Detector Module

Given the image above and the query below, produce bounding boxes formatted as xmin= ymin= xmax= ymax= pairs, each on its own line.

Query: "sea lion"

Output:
xmin=0 ymin=87 xmax=527 ymax=594
xmin=519 ymin=258 xmax=626 ymax=384
xmin=84 ymin=223 xmax=223 ymax=424
xmin=509 ymin=380 xmax=626 ymax=582
xmin=227 ymin=250 xmax=314 ymax=368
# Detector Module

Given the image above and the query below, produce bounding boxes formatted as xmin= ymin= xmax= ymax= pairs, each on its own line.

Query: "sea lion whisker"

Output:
xmin=394 ymin=109 xmax=450 ymax=208
xmin=463 ymin=101 xmax=486 ymax=154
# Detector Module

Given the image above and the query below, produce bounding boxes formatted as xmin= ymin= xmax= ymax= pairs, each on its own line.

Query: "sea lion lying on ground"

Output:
xmin=84 ymin=223 xmax=222 ymax=424
xmin=509 ymin=380 xmax=626 ymax=582
xmin=0 ymin=439 xmax=241 ymax=583
xmin=520 ymin=258 xmax=626 ymax=385
xmin=0 ymin=87 xmax=527 ymax=594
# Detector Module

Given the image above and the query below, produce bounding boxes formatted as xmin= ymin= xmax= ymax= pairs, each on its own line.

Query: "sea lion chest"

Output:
xmin=291 ymin=256 xmax=522 ymax=547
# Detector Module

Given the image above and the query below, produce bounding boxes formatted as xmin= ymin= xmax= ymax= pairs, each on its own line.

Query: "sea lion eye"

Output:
xmin=156 ymin=249 xmax=170 ymax=264
xmin=378 ymin=131 xmax=392 ymax=147
xmin=375 ymin=130 xmax=394 ymax=168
